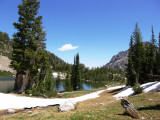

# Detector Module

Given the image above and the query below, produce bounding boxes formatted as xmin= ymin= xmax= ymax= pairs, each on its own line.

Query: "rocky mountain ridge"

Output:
xmin=106 ymin=50 xmax=128 ymax=70
xmin=0 ymin=55 xmax=15 ymax=74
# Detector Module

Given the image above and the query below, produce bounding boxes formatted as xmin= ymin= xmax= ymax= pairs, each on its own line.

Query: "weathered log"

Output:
xmin=121 ymin=98 xmax=140 ymax=119
xmin=43 ymin=94 xmax=48 ymax=99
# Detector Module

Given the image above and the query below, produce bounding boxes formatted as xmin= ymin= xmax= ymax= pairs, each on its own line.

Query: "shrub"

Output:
xmin=133 ymin=85 xmax=144 ymax=94
xmin=32 ymin=91 xmax=41 ymax=96
xmin=25 ymin=90 xmax=32 ymax=95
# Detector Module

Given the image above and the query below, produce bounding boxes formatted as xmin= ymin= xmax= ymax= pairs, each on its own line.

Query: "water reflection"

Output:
xmin=0 ymin=77 xmax=15 ymax=93
xmin=54 ymin=80 xmax=105 ymax=92
xmin=0 ymin=77 xmax=105 ymax=93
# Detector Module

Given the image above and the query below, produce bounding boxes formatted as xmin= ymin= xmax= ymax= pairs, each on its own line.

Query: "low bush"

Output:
xmin=25 ymin=90 xmax=32 ymax=95
xmin=133 ymin=85 xmax=144 ymax=94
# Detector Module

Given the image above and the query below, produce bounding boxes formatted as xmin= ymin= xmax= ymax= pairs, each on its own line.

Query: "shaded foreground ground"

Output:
xmin=1 ymin=88 xmax=160 ymax=120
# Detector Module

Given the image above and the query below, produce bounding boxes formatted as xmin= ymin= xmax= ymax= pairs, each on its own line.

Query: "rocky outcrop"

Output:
xmin=0 ymin=55 xmax=15 ymax=74
xmin=106 ymin=50 xmax=128 ymax=70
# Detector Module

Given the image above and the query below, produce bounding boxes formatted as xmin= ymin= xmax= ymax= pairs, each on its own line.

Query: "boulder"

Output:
xmin=7 ymin=109 xmax=15 ymax=114
xmin=59 ymin=100 xmax=75 ymax=112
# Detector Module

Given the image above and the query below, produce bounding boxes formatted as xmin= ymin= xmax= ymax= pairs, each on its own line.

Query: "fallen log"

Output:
xmin=120 ymin=98 xmax=140 ymax=119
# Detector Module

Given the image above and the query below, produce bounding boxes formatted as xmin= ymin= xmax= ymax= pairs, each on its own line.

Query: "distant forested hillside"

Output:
xmin=48 ymin=51 xmax=72 ymax=72
xmin=81 ymin=66 xmax=125 ymax=83
xmin=0 ymin=31 xmax=12 ymax=57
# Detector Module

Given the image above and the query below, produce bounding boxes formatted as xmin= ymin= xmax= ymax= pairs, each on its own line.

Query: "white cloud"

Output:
xmin=58 ymin=44 xmax=79 ymax=51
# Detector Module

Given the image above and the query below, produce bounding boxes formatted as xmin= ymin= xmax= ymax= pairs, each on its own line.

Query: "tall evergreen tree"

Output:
xmin=27 ymin=49 xmax=54 ymax=96
xmin=155 ymin=32 xmax=160 ymax=79
xmin=71 ymin=56 xmax=76 ymax=90
xmin=64 ymin=73 xmax=72 ymax=91
xmin=126 ymin=23 xmax=145 ymax=86
xmin=148 ymin=26 xmax=157 ymax=75
xmin=71 ymin=53 xmax=82 ymax=90
xmin=132 ymin=23 xmax=145 ymax=85
xmin=75 ymin=53 xmax=82 ymax=90
xmin=126 ymin=35 xmax=136 ymax=86
xmin=55 ymin=74 xmax=61 ymax=91
xmin=10 ymin=0 xmax=51 ymax=94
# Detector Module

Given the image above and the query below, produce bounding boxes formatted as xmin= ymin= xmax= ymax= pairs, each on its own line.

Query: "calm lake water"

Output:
xmin=54 ymin=80 xmax=105 ymax=91
xmin=0 ymin=77 xmax=105 ymax=93
xmin=0 ymin=77 xmax=15 ymax=93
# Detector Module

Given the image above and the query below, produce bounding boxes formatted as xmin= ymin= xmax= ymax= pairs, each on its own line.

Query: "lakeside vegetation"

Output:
xmin=0 ymin=71 xmax=13 ymax=77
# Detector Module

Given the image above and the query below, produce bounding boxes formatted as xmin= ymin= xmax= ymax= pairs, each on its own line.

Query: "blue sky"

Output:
xmin=0 ymin=0 xmax=160 ymax=68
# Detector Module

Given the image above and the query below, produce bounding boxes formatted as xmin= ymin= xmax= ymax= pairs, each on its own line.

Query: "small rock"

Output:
xmin=7 ymin=109 xmax=15 ymax=114
xmin=149 ymin=99 xmax=153 ymax=101
xmin=27 ymin=111 xmax=32 ymax=113
xmin=100 ymin=103 xmax=104 ymax=105
xmin=30 ymin=113 xmax=39 ymax=117
xmin=141 ymin=117 xmax=145 ymax=120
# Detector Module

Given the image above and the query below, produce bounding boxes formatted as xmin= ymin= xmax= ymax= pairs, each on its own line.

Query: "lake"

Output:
xmin=54 ymin=80 xmax=105 ymax=91
xmin=0 ymin=77 xmax=105 ymax=93
xmin=0 ymin=77 xmax=15 ymax=93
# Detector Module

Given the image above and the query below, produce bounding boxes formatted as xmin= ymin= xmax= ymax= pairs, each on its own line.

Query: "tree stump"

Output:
xmin=121 ymin=98 xmax=140 ymax=119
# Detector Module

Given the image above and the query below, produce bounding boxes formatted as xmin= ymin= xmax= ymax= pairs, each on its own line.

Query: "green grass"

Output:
xmin=61 ymin=87 xmax=105 ymax=98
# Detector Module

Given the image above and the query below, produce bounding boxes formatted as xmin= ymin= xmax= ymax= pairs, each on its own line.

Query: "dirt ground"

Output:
xmin=76 ymin=88 xmax=122 ymax=112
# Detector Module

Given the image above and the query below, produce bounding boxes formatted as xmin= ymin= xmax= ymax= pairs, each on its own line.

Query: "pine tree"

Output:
xmin=143 ymin=26 xmax=157 ymax=82
xmin=71 ymin=56 xmax=76 ymax=90
xmin=71 ymin=53 xmax=82 ymax=90
xmin=55 ymin=74 xmax=61 ymax=91
xmin=75 ymin=53 xmax=82 ymax=90
xmin=154 ymin=32 xmax=160 ymax=79
xmin=29 ymin=49 xmax=54 ymax=96
xmin=148 ymin=26 xmax=157 ymax=75
xmin=10 ymin=0 xmax=50 ymax=93
xmin=126 ymin=23 xmax=145 ymax=86
xmin=64 ymin=73 xmax=72 ymax=91
xmin=133 ymin=23 xmax=145 ymax=85
xmin=126 ymin=35 xmax=136 ymax=86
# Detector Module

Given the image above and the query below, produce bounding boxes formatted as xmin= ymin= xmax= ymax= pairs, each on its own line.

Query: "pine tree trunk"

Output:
xmin=135 ymin=73 xmax=140 ymax=86
xmin=14 ymin=71 xmax=23 ymax=92
xmin=19 ymin=69 xmax=30 ymax=93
